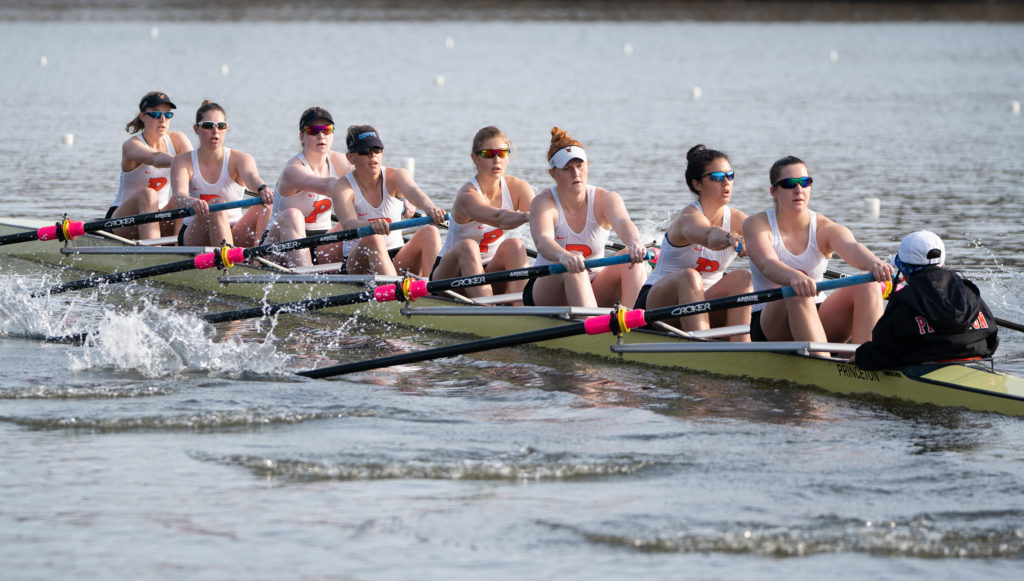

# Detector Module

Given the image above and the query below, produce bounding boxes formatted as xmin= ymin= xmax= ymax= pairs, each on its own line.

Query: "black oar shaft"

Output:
xmin=36 ymin=215 xmax=439 ymax=296
xmin=297 ymin=323 xmax=584 ymax=378
xmin=297 ymin=274 xmax=876 ymax=378
xmin=201 ymin=290 xmax=376 ymax=324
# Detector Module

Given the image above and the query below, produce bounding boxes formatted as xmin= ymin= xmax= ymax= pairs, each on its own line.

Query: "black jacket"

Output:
xmin=855 ymin=267 xmax=998 ymax=370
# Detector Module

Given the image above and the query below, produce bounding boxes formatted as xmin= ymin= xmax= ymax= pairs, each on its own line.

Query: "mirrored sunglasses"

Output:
xmin=303 ymin=124 xmax=334 ymax=136
xmin=476 ymin=148 xmax=510 ymax=159
xmin=144 ymin=111 xmax=174 ymax=119
xmin=198 ymin=121 xmax=228 ymax=130
xmin=703 ymin=170 xmax=735 ymax=182
xmin=773 ymin=176 xmax=813 ymax=189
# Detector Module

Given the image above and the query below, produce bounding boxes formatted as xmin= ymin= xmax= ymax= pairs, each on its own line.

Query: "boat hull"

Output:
xmin=3 ymin=218 xmax=1023 ymax=416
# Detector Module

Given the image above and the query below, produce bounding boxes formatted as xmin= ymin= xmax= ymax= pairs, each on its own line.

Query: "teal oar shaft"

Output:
xmin=296 ymin=273 xmax=876 ymax=378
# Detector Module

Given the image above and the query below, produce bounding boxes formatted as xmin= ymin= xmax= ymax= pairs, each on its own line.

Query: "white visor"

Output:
xmin=548 ymin=145 xmax=587 ymax=169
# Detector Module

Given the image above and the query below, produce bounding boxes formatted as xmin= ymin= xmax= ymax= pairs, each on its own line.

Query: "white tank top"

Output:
xmin=269 ymin=153 xmax=336 ymax=233
xmin=342 ymin=168 xmax=405 ymax=256
xmin=533 ymin=185 xmax=610 ymax=274
xmin=645 ymin=200 xmax=737 ymax=291
xmin=438 ymin=176 xmax=514 ymax=264
xmin=112 ymin=134 xmax=177 ymax=208
xmin=749 ymin=209 xmax=828 ymax=311
xmin=183 ymin=149 xmax=245 ymax=225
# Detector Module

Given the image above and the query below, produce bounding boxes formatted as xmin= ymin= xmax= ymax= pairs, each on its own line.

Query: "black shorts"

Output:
xmin=633 ymin=284 xmax=653 ymax=310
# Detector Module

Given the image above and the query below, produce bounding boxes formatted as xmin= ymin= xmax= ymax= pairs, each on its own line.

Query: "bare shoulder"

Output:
xmin=169 ymin=131 xmax=193 ymax=152
xmin=730 ymin=206 xmax=750 ymax=223
xmin=743 ymin=211 xmax=770 ymax=232
xmin=329 ymin=151 xmax=354 ymax=174
xmin=503 ymin=174 xmax=533 ymax=194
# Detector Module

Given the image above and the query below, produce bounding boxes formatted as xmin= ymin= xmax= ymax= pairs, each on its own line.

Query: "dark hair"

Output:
xmin=472 ymin=126 xmax=509 ymax=155
xmin=195 ymin=100 xmax=226 ymax=124
xmin=546 ymin=127 xmax=583 ymax=161
xmin=684 ymin=145 xmax=730 ymax=195
xmin=769 ymin=155 xmax=806 ymax=186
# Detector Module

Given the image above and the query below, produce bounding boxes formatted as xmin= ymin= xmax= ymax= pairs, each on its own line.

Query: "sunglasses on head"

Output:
xmin=198 ymin=121 xmax=228 ymax=130
xmin=357 ymin=146 xmax=384 ymax=156
xmin=144 ymin=111 xmax=174 ymax=119
xmin=703 ymin=170 xmax=735 ymax=182
xmin=303 ymin=124 xmax=334 ymax=136
xmin=476 ymin=148 xmax=510 ymax=159
xmin=773 ymin=176 xmax=813 ymax=189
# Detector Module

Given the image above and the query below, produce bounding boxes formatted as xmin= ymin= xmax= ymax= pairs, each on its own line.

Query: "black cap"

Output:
xmin=139 ymin=91 xmax=176 ymax=111
xmin=346 ymin=128 xmax=384 ymax=153
xmin=299 ymin=106 xmax=334 ymax=129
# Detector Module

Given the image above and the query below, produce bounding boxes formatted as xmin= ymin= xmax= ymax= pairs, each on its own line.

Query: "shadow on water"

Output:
xmin=2 ymin=0 xmax=1024 ymax=22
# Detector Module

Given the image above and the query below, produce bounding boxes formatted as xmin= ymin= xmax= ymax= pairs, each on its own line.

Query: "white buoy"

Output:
xmin=444 ymin=36 xmax=454 ymax=49
xmin=692 ymin=87 xmax=702 ymax=100
xmin=401 ymin=157 xmax=415 ymax=179
xmin=150 ymin=26 xmax=159 ymax=39
xmin=623 ymin=43 xmax=634 ymax=55
xmin=62 ymin=133 xmax=74 ymax=146
xmin=1012 ymin=100 xmax=1021 ymax=115
xmin=220 ymin=64 xmax=229 ymax=76
xmin=39 ymin=56 xmax=47 ymax=67
xmin=829 ymin=50 xmax=839 ymax=63
xmin=865 ymin=197 xmax=880 ymax=218
xmin=434 ymin=74 xmax=445 ymax=87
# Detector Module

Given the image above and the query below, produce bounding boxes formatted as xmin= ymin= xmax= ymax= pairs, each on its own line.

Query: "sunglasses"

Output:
xmin=703 ymin=170 xmax=735 ymax=182
xmin=773 ymin=176 xmax=813 ymax=189
xmin=197 ymin=121 xmax=228 ymax=130
xmin=357 ymin=146 xmax=384 ymax=156
xmin=303 ymin=124 xmax=334 ymax=136
xmin=476 ymin=148 xmax=510 ymax=159
xmin=144 ymin=111 xmax=174 ymax=119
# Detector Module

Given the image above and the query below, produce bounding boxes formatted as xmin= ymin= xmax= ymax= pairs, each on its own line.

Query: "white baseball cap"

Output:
xmin=548 ymin=145 xmax=588 ymax=169
xmin=895 ymin=230 xmax=945 ymax=267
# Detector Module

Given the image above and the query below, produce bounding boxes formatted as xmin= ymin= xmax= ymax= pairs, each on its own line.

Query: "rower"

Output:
xmin=524 ymin=127 xmax=648 ymax=308
xmin=633 ymin=144 xmax=751 ymax=341
xmin=853 ymin=230 xmax=998 ymax=369
xmin=742 ymin=155 xmax=894 ymax=355
xmin=326 ymin=125 xmax=446 ymax=276
xmin=429 ymin=126 xmax=534 ymax=299
xmin=107 ymin=91 xmax=193 ymax=241
xmin=260 ymin=106 xmax=354 ymax=267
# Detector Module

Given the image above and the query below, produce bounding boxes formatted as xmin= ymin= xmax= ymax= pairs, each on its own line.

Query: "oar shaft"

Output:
xmin=297 ymin=272 xmax=878 ymax=378
xmin=37 ymin=215 xmax=441 ymax=296
xmin=201 ymin=289 xmax=376 ymax=324
xmin=297 ymin=323 xmax=584 ymax=378
xmin=2 ymin=197 xmax=263 ymax=247
xmin=203 ymin=252 xmax=641 ymax=325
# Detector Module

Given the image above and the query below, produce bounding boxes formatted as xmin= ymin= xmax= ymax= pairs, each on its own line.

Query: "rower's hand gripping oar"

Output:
xmin=296 ymin=272 xmax=878 ymax=378
xmin=33 ymin=214 xmax=443 ymax=297
xmin=0 ymin=197 xmax=264 ymax=247
xmin=201 ymin=251 xmax=650 ymax=324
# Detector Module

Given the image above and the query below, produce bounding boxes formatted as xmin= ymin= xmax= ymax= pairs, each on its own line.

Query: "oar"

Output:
xmin=296 ymin=273 xmax=878 ymax=378
xmin=0 ymin=197 xmax=263 ymax=247
xmin=201 ymin=252 xmax=648 ymax=324
xmin=33 ymin=215 xmax=441 ymax=297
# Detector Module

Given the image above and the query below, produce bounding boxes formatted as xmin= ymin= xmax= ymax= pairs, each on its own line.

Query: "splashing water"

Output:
xmin=69 ymin=302 xmax=292 ymax=378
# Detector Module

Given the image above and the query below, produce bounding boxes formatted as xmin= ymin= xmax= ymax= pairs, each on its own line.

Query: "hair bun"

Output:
xmin=686 ymin=144 xmax=706 ymax=162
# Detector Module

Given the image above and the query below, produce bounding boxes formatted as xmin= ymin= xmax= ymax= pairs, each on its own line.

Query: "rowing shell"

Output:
xmin=2 ymin=217 xmax=1023 ymax=416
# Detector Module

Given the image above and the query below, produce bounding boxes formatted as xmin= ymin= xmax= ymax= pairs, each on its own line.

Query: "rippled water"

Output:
xmin=2 ymin=7 xmax=1024 ymax=580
